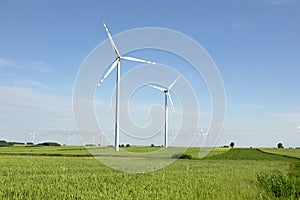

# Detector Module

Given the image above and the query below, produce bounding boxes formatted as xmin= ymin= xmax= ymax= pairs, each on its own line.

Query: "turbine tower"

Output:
xmin=146 ymin=75 xmax=181 ymax=148
xmin=96 ymin=22 xmax=156 ymax=151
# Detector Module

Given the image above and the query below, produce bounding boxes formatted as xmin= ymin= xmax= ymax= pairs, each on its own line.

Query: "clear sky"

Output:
xmin=0 ymin=0 xmax=299 ymax=147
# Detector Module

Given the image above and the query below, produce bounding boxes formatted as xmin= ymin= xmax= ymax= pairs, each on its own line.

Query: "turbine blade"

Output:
xmin=146 ymin=84 xmax=166 ymax=92
xmin=168 ymin=75 xmax=182 ymax=90
xmin=167 ymin=92 xmax=175 ymax=112
xmin=103 ymin=22 xmax=120 ymax=57
xmin=96 ymin=59 xmax=119 ymax=88
xmin=121 ymin=56 xmax=156 ymax=64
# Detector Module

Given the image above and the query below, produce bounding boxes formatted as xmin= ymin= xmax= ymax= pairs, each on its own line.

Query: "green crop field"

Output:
xmin=0 ymin=146 xmax=299 ymax=199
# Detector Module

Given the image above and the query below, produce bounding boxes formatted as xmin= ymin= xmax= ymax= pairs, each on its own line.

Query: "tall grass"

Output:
xmin=0 ymin=147 xmax=297 ymax=199
xmin=257 ymin=163 xmax=300 ymax=198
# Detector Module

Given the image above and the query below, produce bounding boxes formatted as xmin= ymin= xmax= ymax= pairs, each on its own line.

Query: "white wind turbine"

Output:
xmin=29 ymin=131 xmax=36 ymax=144
xmin=67 ymin=134 xmax=74 ymax=141
xmin=98 ymin=132 xmax=104 ymax=146
xmin=198 ymin=128 xmax=208 ymax=146
xmin=96 ymin=22 xmax=156 ymax=151
xmin=146 ymin=75 xmax=181 ymax=148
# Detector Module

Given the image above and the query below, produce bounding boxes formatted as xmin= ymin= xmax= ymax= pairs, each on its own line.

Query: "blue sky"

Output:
xmin=0 ymin=0 xmax=299 ymax=147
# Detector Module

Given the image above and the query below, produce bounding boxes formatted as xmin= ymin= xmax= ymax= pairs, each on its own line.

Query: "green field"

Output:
xmin=260 ymin=148 xmax=300 ymax=159
xmin=0 ymin=146 xmax=91 ymax=156
xmin=0 ymin=146 xmax=299 ymax=199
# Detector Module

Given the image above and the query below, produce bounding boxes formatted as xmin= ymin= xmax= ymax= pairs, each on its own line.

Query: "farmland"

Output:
xmin=0 ymin=146 xmax=299 ymax=199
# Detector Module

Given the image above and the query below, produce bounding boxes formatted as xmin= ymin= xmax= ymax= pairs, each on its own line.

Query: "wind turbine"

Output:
xmin=98 ymin=132 xmax=104 ymax=146
xmin=198 ymin=128 xmax=208 ymax=146
xmin=67 ymin=134 xmax=74 ymax=141
xmin=146 ymin=75 xmax=181 ymax=148
xmin=96 ymin=22 xmax=156 ymax=151
xmin=29 ymin=131 xmax=36 ymax=144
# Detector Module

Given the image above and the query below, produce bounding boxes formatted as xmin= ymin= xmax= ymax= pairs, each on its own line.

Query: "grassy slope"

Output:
xmin=259 ymin=148 xmax=300 ymax=159
xmin=206 ymin=148 xmax=299 ymax=161
xmin=185 ymin=147 xmax=230 ymax=158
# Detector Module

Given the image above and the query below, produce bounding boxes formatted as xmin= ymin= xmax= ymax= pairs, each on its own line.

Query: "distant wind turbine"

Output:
xmin=98 ymin=132 xmax=104 ymax=146
xmin=67 ymin=134 xmax=74 ymax=141
xmin=29 ymin=131 xmax=36 ymax=144
xmin=96 ymin=22 xmax=156 ymax=151
xmin=198 ymin=128 xmax=208 ymax=146
xmin=146 ymin=75 xmax=181 ymax=148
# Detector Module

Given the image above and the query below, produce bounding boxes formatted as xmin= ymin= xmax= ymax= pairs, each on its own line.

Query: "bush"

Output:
xmin=8 ymin=142 xmax=25 ymax=146
xmin=150 ymin=144 xmax=155 ymax=147
xmin=171 ymin=153 xmax=192 ymax=159
xmin=126 ymin=144 xmax=130 ymax=147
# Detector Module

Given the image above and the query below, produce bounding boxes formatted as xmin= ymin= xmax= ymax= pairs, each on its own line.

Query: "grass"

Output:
xmin=260 ymin=148 xmax=300 ymax=159
xmin=257 ymin=161 xmax=300 ymax=198
xmin=205 ymin=148 xmax=300 ymax=161
xmin=184 ymin=147 xmax=230 ymax=159
xmin=0 ymin=146 xmax=299 ymax=199
xmin=122 ymin=146 xmax=163 ymax=153
xmin=257 ymin=170 xmax=300 ymax=198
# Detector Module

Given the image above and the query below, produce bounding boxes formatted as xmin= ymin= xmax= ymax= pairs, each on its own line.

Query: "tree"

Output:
xmin=230 ymin=142 xmax=235 ymax=148
xmin=35 ymin=142 xmax=61 ymax=146
xmin=0 ymin=140 xmax=12 ymax=147
xmin=277 ymin=142 xmax=284 ymax=148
